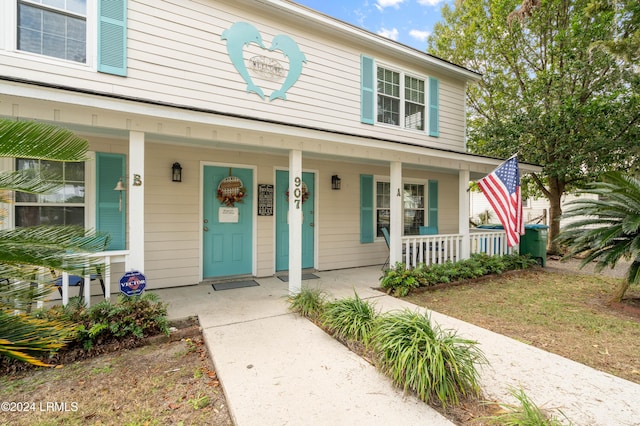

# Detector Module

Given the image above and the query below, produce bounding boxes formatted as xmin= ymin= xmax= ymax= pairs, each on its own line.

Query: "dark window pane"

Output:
xmin=64 ymin=162 xmax=84 ymax=181
xmin=65 ymin=207 xmax=84 ymax=226
xmin=404 ymin=210 xmax=424 ymax=235
xmin=15 ymin=206 xmax=41 ymax=227
xmin=376 ymin=210 xmax=390 ymax=237
xmin=40 ymin=160 xmax=63 ymax=178
xmin=40 ymin=206 xmax=64 ymax=225
xmin=15 ymin=192 xmax=37 ymax=203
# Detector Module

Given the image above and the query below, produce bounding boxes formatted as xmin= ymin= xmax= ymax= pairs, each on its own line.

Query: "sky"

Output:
xmin=293 ymin=0 xmax=453 ymax=51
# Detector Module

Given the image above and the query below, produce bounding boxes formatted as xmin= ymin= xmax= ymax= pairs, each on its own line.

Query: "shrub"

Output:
xmin=380 ymin=263 xmax=420 ymax=296
xmin=322 ymin=292 xmax=378 ymax=346
xmin=287 ymin=286 xmax=327 ymax=320
xmin=502 ymin=253 xmax=538 ymax=270
xmin=43 ymin=292 xmax=170 ymax=351
xmin=371 ymin=309 xmax=486 ymax=408
xmin=380 ymin=254 xmax=538 ymax=296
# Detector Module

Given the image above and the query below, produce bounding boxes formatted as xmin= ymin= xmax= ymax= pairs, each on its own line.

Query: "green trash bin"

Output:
xmin=520 ymin=224 xmax=548 ymax=267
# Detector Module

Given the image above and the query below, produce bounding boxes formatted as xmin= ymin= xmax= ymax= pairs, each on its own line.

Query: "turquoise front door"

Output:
xmin=203 ymin=166 xmax=253 ymax=278
xmin=276 ymin=170 xmax=315 ymax=271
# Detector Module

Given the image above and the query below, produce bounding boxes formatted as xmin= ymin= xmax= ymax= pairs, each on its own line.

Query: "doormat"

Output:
xmin=212 ymin=280 xmax=259 ymax=291
xmin=278 ymin=274 xmax=319 ymax=282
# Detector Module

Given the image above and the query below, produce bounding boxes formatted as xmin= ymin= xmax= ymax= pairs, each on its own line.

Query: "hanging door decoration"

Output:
xmin=217 ymin=169 xmax=247 ymax=223
xmin=285 ymin=181 xmax=310 ymax=205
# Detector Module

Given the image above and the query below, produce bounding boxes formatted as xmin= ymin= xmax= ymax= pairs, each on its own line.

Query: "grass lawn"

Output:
xmin=404 ymin=269 xmax=640 ymax=384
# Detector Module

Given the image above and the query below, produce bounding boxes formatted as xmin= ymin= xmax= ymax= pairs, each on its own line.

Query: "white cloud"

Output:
xmin=416 ymin=0 xmax=444 ymax=6
xmin=409 ymin=29 xmax=430 ymax=42
xmin=375 ymin=0 xmax=405 ymax=11
xmin=377 ymin=27 xmax=399 ymax=41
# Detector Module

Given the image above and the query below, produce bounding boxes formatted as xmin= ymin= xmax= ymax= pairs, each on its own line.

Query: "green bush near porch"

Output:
xmin=34 ymin=293 xmax=169 ymax=353
xmin=380 ymin=253 xmax=538 ymax=297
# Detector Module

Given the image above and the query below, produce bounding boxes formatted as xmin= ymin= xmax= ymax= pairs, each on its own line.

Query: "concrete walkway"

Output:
xmin=156 ymin=266 xmax=640 ymax=426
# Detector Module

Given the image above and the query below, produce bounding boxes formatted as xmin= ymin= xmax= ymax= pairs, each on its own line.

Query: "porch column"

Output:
xmin=459 ymin=168 xmax=470 ymax=260
xmin=288 ymin=149 xmax=303 ymax=294
xmin=389 ymin=161 xmax=403 ymax=265
xmin=128 ymin=131 xmax=145 ymax=272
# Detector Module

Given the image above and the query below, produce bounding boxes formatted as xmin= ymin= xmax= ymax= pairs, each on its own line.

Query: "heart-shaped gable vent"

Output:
xmin=222 ymin=22 xmax=307 ymax=102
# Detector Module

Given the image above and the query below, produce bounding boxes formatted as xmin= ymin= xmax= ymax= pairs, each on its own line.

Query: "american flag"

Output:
xmin=478 ymin=155 xmax=524 ymax=247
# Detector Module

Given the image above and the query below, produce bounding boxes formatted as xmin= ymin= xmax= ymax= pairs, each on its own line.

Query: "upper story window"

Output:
xmin=362 ymin=55 xmax=437 ymax=135
xmin=17 ymin=0 xmax=87 ymax=63
xmin=377 ymin=67 xmax=425 ymax=131
xmin=14 ymin=158 xmax=85 ymax=227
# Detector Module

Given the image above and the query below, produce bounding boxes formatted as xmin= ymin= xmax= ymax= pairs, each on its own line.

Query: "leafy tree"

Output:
xmin=586 ymin=0 xmax=640 ymax=64
xmin=429 ymin=0 xmax=640 ymax=253
xmin=557 ymin=172 xmax=640 ymax=302
xmin=0 ymin=119 xmax=106 ymax=365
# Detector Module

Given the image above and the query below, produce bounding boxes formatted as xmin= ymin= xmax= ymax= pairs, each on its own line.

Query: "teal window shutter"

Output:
xmin=428 ymin=180 xmax=438 ymax=232
xmin=98 ymin=0 xmax=127 ymax=76
xmin=428 ymin=77 xmax=439 ymax=137
xmin=361 ymin=55 xmax=375 ymax=124
xmin=360 ymin=174 xmax=374 ymax=243
xmin=96 ymin=153 xmax=126 ymax=250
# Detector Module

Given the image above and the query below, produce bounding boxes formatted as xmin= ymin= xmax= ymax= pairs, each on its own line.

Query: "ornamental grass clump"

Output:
xmin=371 ymin=309 xmax=487 ymax=408
xmin=287 ymin=286 xmax=327 ymax=320
xmin=322 ymin=291 xmax=378 ymax=346
xmin=485 ymin=387 xmax=567 ymax=425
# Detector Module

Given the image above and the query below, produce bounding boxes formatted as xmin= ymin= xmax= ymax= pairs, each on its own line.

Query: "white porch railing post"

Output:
xmin=390 ymin=161 xmax=403 ymax=266
xmin=459 ymin=169 xmax=470 ymax=260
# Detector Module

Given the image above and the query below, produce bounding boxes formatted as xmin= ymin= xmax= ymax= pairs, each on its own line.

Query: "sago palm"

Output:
xmin=557 ymin=172 xmax=640 ymax=302
xmin=0 ymin=118 xmax=106 ymax=365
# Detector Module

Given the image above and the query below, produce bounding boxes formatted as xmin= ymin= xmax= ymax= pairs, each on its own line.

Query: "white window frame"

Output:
xmin=7 ymin=152 xmax=96 ymax=230
xmin=2 ymin=0 xmax=96 ymax=69
xmin=376 ymin=63 xmax=428 ymax=133
xmin=374 ymin=177 xmax=427 ymax=237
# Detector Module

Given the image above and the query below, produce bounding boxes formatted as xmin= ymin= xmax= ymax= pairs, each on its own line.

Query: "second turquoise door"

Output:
xmin=276 ymin=171 xmax=315 ymax=271
xmin=203 ymin=166 xmax=253 ymax=278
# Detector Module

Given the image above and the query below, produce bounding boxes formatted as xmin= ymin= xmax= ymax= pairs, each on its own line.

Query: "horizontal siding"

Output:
xmin=0 ymin=0 xmax=469 ymax=153
xmin=135 ymin=143 xmax=466 ymax=282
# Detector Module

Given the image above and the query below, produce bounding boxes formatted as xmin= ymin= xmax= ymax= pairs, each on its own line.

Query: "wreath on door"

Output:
xmin=285 ymin=182 xmax=310 ymax=204
xmin=217 ymin=169 xmax=247 ymax=207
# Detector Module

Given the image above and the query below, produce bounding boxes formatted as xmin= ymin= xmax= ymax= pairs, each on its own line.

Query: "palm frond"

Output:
xmin=0 ymin=226 xmax=110 ymax=278
xmin=557 ymin=171 xmax=640 ymax=300
xmin=0 ymin=169 xmax=62 ymax=194
xmin=0 ymin=119 xmax=88 ymax=162
xmin=0 ymin=309 xmax=77 ymax=366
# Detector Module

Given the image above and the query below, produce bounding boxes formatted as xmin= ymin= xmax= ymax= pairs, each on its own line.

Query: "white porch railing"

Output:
xmin=401 ymin=229 xmax=514 ymax=269
xmin=402 ymin=234 xmax=463 ymax=268
xmin=59 ymin=250 xmax=129 ymax=307
xmin=469 ymin=229 xmax=514 ymax=257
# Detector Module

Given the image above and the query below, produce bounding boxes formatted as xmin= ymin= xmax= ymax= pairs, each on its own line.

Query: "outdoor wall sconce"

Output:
xmin=331 ymin=175 xmax=341 ymax=190
xmin=172 ymin=162 xmax=182 ymax=182
xmin=113 ymin=178 xmax=126 ymax=212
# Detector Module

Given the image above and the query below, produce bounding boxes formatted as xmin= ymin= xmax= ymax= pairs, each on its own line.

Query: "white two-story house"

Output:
xmin=0 ymin=0 xmax=540 ymax=297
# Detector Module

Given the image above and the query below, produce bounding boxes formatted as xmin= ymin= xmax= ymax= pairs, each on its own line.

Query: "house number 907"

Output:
xmin=293 ymin=176 xmax=302 ymax=209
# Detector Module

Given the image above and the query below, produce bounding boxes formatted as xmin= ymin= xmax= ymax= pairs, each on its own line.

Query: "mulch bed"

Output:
xmin=0 ymin=316 xmax=201 ymax=375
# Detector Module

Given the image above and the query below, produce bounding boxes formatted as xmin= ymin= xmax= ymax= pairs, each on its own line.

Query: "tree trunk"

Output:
xmin=546 ymin=177 xmax=565 ymax=255
xmin=611 ymin=280 xmax=630 ymax=303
